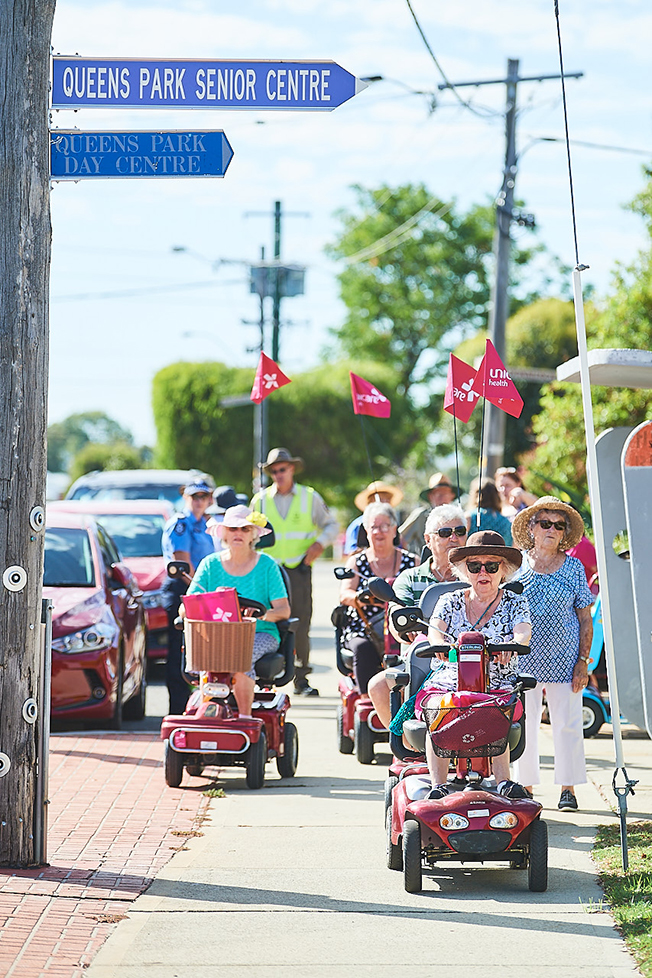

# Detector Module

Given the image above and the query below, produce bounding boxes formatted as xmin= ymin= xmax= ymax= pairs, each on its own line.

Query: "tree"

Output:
xmin=326 ymin=184 xmax=541 ymax=398
xmin=0 ymin=0 xmax=56 ymax=867
xmin=47 ymin=411 xmax=135 ymax=472
xmin=152 ymin=359 xmax=424 ymax=509
xmin=68 ymin=442 xmax=146 ymax=484
xmin=528 ymin=171 xmax=652 ymax=496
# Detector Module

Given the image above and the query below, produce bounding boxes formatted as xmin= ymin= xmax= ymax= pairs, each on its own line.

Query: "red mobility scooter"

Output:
xmin=333 ymin=566 xmax=400 ymax=764
xmin=369 ymin=577 xmax=548 ymax=894
xmin=161 ymin=562 xmax=298 ymax=790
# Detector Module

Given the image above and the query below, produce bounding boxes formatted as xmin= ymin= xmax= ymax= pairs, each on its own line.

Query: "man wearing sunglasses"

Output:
xmin=251 ymin=447 xmax=339 ymax=696
xmin=368 ymin=504 xmax=468 ymax=729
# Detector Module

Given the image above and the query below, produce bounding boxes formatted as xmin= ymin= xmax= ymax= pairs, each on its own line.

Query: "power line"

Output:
xmin=52 ymin=278 xmax=246 ymax=302
xmin=404 ymin=0 xmax=500 ymax=119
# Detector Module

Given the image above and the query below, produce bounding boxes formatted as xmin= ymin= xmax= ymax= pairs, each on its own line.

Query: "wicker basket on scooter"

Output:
xmin=422 ymin=696 xmax=517 ymax=759
xmin=184 ymin=619 xmax=256 ymax=673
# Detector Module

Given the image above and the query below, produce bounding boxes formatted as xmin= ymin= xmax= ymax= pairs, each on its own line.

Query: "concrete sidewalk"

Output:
xmin=87 ymin=562 xmax=648 ymax=978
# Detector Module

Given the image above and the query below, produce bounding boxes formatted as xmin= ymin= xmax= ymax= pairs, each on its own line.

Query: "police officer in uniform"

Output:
xmin=161 ymin=481 xmax=215 ymax=714
xmin=251 ymin=448 xmax=339 ymax=696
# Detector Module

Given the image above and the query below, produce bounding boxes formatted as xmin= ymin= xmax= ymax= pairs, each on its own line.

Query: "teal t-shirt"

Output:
xmin=188 ymin=552 xmax=288 ymax=641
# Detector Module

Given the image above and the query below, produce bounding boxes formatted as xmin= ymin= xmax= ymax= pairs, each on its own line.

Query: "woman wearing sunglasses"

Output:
xmin=368 ymin=504 xmax=468 ymax=728
xmin=422 ymin=530 xmax=532 ymax=801
xmin=510 ymin=497 xmax=594 ymax=812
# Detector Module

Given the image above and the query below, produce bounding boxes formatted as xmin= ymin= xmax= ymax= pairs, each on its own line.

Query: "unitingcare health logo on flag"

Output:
xmin=471 ymin=339 xmax=524 ymax=418
xmin=250 ymin=351 xmax=291 ymax=404
xmin=349 ymin=372 xmax=391 ymax=418
xmin=443 ymin=354 xmax=480 ymax=423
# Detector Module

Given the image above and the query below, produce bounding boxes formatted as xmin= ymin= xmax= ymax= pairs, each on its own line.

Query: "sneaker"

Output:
xmin=499 ymin=780 xmax=533 ymax=800
xmin=293 ymin=683 xmax=319 ymax=697
xmin=558 ymin=789 xmax=578 ymax=811
xmin=427 ymin=783 xmax=453 ymax=800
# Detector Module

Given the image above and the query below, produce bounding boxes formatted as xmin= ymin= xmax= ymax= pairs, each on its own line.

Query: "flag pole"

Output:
xmin=452 ymin=403 xmax=461 ymax=505
xmin=476 ymin=397 xmax=486 ymax=530
xmin=358 ymin=414 xmax=377 ymax=488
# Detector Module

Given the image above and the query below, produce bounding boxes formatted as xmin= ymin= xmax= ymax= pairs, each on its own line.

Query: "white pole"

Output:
xmin=571 ymin=267 xmax=626 ymax=768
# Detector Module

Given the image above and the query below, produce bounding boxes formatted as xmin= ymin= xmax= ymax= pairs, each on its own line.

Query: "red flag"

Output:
xmin=349 ymin=372 xmax=391 ymax=418
xmin=443 ymin=354 xmax=480 ymax=424
xmin=250 ymin=352 xmax=291 ymax=404
xmin=471 ymin=339 xmax=524 ymax=418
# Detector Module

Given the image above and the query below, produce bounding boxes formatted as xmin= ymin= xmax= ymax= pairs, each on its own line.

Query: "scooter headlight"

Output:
xmin=489 ymin=811 xmax=519 ymax=829
xmin=202 ymin=682 xmax=230 ymax=698
xmin=439 ymin=813 xmax=469 ymax=831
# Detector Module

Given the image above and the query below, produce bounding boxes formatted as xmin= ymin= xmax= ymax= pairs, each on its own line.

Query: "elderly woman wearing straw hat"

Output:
xmin=185 ymin=505 xmax=290 ymax=718
xmin=422 ymin=530 xmax=532 ymax=801
xmin=511 ymin=497 xmax=594 ymax=812
xmin=343 ymin=481 xmax=404 ymax=555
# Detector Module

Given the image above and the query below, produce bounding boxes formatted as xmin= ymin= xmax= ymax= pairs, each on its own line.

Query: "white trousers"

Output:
xmin=514 ymin=682 xmax=587 ymax=787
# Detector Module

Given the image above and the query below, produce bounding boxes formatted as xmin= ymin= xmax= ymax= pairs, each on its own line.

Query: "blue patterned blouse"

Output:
xmin=515 ymin=554 xmax=594 ymax=683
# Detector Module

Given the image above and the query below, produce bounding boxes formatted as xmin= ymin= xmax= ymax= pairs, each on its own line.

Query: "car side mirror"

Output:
xmin=110 ymin=563 xmax=131 ymax=589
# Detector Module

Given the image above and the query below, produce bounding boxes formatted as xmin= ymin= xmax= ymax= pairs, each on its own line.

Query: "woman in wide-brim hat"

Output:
xmin=353 ymin=481 xmax=403 ymax=512
xmin=510 ymin=497 xmax=594 ymax=813
xmin=418 ymin=531 xmax=532 ymax=801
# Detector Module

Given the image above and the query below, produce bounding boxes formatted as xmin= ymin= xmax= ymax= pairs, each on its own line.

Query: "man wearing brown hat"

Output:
xmin=251 ymin=448 xmax=339 ymax=696
xmin=399 ymin=473 xmax=458 ymax=555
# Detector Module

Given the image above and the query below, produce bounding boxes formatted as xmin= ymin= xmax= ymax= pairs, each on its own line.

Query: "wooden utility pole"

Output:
xmin=438 ymin=60 xmax=582 ymax=478
xmin=0 ymin=0 xmax=56 ymax=867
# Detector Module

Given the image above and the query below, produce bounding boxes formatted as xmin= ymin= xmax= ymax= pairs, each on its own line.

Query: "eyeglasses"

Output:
xmin=466 ymin=560 xmax=502 ymax=574
xmin=535 ymin=519 xmax=566 ymax=532
xmin=369 ymin=523 xmax=393 ymax=533
xmin=269 ymin=465 xmax=289 ymax=475
xmin=436 ymin=526 xmax=467 ymax=539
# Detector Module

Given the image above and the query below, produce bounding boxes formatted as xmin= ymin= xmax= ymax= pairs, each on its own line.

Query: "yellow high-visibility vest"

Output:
xmin=251 ymin=485 xmax=318 ymax=567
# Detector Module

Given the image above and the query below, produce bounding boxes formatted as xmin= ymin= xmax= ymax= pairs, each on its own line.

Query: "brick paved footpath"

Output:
xmin=0 ymin=732 xmax=209 ymax=978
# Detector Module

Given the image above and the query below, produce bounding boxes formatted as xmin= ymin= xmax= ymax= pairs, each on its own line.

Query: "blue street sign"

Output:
xmin=50 ymin=130 xmax=234 ymax=179
xmin=51 ymin=57 xmax=366 ymax=111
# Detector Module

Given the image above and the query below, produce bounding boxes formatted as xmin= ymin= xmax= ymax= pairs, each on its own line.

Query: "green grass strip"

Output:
xmin=593 ymin=821 xmax=652 ymax=978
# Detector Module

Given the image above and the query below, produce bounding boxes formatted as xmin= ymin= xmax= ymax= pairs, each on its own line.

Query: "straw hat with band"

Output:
xmin=354 ymin=481 xmax=403 ymax=512
xmin=419 ymin=472 xmax=459 ymax=503
xmin=511 ymin=496 xmax=584 ymax=551
xmin=261 ymin=447 xmax=304 ymax=474
xmin=448 ymin=530 xmax=522 ymax=569
xmin=217 ymin=505 xmax=272 ymax=538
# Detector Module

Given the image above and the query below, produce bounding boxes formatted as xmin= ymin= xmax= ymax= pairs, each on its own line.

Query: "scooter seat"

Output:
xmin=403 ymin=718 xmax=427 ymax=752
xmin=255 ymin=650 xmax=285 ymax=682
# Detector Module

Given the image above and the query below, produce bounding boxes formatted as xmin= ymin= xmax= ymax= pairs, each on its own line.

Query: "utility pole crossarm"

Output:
xmin=437 ymin=70 xmax=582 ymax=90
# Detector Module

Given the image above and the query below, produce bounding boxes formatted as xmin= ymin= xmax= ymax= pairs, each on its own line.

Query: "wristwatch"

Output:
xmin=577 ymin=654 xmax=590 ymax=662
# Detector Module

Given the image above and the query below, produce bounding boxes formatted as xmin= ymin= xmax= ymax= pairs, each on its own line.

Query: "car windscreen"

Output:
xmin=69 ymin=485 xmax=183 ymax=507
xmin=94 ymin=513 xmax=166 ymax=558
xmin=44 ymin=528 xmax=95 ymax=587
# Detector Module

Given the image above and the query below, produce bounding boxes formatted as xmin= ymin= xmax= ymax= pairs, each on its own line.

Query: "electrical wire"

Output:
xmin=553 ymin=0 xmax=580 ymax=266
xmin=404 ymin=0 xmax=500 ymax=120
xmin=341 ymin=197 xmax=455 ymax=266
xmin=52 ymin=278 xmax=247 ymax=302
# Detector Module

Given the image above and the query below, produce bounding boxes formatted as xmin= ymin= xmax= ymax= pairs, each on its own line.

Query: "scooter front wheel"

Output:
xmin=337 ymin=704 xmax=354 ymax=754
xmin=276 ymin=721 xmax=299 ymax=778
xmin=528 ymin=818 xmax=548 ymax=892
xmin=403 ymin=820 xmax=422 ymax=893
xmin=246 ymin=728 xmax=267 ymax=789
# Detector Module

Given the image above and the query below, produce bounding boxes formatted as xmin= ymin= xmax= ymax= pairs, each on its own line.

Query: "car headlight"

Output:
xmin=489 ymin=811 xmax=519 ymax=829
xmin=439 ymin=813 xmax=469 ymax=831
xmin=141 ymin=588 xmax=164 ymax=609
xmin=52 ymin=623 xmax=118 ymax=654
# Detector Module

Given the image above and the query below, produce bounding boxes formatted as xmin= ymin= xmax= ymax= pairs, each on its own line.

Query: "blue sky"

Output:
xmin=49 ymin=0 xmax=652 ymax=446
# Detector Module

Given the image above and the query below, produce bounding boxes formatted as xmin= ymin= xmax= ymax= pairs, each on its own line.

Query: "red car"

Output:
xmin=44 ymin=511 xmax=147 ymax=726
xmin=49 ymin=500 xmax=175 ymax=660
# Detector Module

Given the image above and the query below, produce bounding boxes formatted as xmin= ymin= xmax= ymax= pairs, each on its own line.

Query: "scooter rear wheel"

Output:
xmin=246 ymin=728 xmax=267 ymax=789
xmin=354 ymin=712 xmax=375 ymax=765
xmin=337 ymin=704 xmax=354 ymax=754
xmin=276 ymin=722 xmax=299 ymax=778
xmin=582 ymin=698 xmax=604 ymax=738
xmin=403 ymin=820 xmax=422 ymax=893
xmin=384 ymin=775 xmax=399 ymax=823
xmin=528 ymin=818 xmax=548 ymax=892
xmin=164 ymin=739 xmax=183 ymax=788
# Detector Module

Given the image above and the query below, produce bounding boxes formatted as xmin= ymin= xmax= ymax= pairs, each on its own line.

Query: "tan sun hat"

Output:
xmin=511 ymin=496 xmax=585 ymax=551
xmin=354 ymin=481 xmax=404 ymax=512
xmin=261 ymin=447 xmax=304 ymax=474
xmin=448 ymin=530 xmax=522 ymax=568
xmin=419 ymin=472 xmax=458 ymax=502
